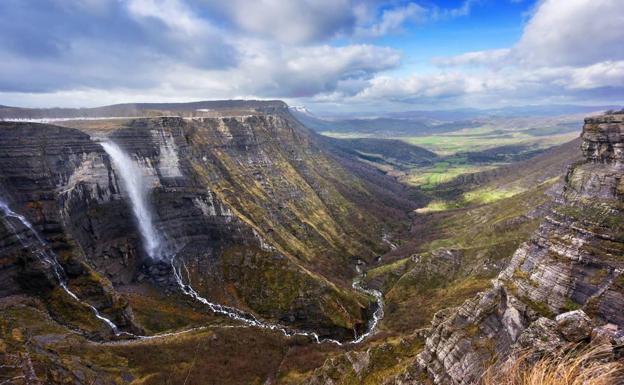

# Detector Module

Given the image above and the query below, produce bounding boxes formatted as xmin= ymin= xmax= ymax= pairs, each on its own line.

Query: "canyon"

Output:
xmin=0 ymin=102 xmax=622 ymax=384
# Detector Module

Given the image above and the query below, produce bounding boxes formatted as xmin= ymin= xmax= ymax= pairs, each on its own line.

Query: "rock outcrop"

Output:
xmin=402 ymin=113 xmax=624 ymax=384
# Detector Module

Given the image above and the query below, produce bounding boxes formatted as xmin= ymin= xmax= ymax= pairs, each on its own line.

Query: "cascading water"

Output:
xmin=101 ymin=142 xmax=162 ymax=260
xmin=171 ymin=258 xmax=328 ymax=343
xmin=0 ymin=200 xmax=121 ymax=335
xmin=351 ymin=276 xmax=384 ymax=344
xmin=101 ymin=140 xmax=383 ymax=345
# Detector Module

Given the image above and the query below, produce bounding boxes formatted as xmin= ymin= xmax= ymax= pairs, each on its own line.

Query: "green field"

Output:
xmin=323 ymin=122 xmax=579 ymax=191
xmin=322 ymin=124 xmax=578 ymax=156
xmin=416 ymin=187 xmax=524 ymax=213
xmin=403 ymin=159 xmax=500 ymax=190
xmin=399 ymin=129 xmax=577 ymax=156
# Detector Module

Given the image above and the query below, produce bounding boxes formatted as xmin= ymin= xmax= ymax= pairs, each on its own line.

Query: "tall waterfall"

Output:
xmin=99 ymin=142 xmax=383 ymax=345
xmin=0 ymin=200 xmax=121 ymax=335
xmin=101 ymin=142 xmax=163 ymax=260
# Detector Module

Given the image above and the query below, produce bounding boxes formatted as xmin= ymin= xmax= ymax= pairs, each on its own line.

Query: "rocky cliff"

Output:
xmin=396 ymin=113 xmax=624 ymax=384
xmin=0 ymin=105 xmax=413 ymax=341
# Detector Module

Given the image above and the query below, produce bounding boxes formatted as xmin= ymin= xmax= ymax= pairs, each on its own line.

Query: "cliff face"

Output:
xmin=0 ymin=108 xmax=409 ymax=340
xmin=405 ymin=113 xmax=624 ymax=384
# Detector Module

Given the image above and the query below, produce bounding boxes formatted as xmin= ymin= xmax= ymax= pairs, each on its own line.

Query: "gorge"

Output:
xmin=101 ymin=137 xmax=384 ymax=345
xmin=0 ymin=102 xmax=622 ymax=385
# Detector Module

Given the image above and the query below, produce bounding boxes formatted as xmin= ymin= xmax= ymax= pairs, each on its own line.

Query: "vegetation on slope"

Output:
xmin=369 ymin=179 xmax=558 ymax=333
xmin=482 ymin=345 xmax=624 ymax=385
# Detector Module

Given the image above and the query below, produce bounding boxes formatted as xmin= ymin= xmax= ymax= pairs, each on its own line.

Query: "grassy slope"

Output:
xmin=371 ymin=180 xmax=557 ymax=333
xmin=0 ymin=295 xmax=333 ymax=385
xmin=364 ymin=138 xmax=583 ymax=334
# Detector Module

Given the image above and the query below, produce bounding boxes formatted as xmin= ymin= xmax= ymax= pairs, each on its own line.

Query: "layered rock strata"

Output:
xmin=0 ymin=107 xmax=408 ymax=340
xmin=405 ymin=113 xmax=624 ymax=384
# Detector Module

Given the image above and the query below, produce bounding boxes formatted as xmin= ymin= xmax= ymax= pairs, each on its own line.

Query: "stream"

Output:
xmin=1 ymin=139 xmax=385 ymax=346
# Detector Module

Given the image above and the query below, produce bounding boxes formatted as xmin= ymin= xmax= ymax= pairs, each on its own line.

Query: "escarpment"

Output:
xmin=390 ymin=113 xmax=624 ymax=385
xmin=0 ymin=131 xmax=144 ymax=337
xmin=0 ymin=107 xmax=410 ymax=341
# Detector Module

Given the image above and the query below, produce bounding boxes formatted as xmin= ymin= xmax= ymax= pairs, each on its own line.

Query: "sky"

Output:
xmin=0 ymin=0 xmax=622 ymax=114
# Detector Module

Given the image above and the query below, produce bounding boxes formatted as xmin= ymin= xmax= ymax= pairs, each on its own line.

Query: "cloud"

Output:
xmin=162 ymin=42 xmax=401 ymax=98
xmin=434 ymin=0 xmax=624 ymax=69
xmin=0 ymin=0 xmax=620 ymax=109
xmin=432 ymin=49 xmax=512 ymax=67
xmin=0 ymin=0 xmax=238 ymax=93
xmin=353 ymin=0 xmax=624 ymax=107
xmin=430 ymin=0 xmax=481 ymax=21
xmin=355 ymin=2 xmax=427 ymax=37
xmin=347 ymin=60 xmax=624 ymax=107
xmin=515 ymin=0 xmax=624 ymax=67
xmin=199 ymin=0 xmax=357 ymax=44
xmin=0 ymin=0 xmax=410 ymax=103
xmin=127 ymin=0 xmax=209 ymax=36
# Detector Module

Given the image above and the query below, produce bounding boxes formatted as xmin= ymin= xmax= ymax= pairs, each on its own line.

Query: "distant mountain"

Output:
xmin=290 ymin=108 xmax=481 ymax=136
xmin=0 ymin=100 xmax=288 ymax=120
xmin=290 ymin=104 xmax=618 ymax=139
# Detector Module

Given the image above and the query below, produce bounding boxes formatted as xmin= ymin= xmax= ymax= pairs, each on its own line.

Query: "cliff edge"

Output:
xmin=396 ymin=113 xmax=624 ymax=384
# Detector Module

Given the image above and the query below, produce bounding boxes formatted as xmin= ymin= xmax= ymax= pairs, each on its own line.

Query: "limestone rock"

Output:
xmin=591 ymin=323 xmax=624 ymax=347
xmin=402 ymin=112 xmax=624 ymax=384
xmin=555 ymin=310 xmax=593 ymax=342
xmin=516 ymin=317 xmax=565 ymax=353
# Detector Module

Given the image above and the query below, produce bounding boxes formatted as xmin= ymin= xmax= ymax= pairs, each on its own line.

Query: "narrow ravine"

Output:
xmin=0 ymin=200 xmax=122 ymax=335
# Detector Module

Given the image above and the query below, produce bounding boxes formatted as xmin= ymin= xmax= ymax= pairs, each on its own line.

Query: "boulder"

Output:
xmin=517 ymin=317 xmax=565 ymax=353
xmin=555 ymin=310 xmax=593 ymax=342
xmin=591 ymin=323 xmax=624 ymax=347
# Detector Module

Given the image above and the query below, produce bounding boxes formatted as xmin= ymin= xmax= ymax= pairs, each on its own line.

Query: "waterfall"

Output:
xmin=98 ymin=142 xmax=383 ymax=345
xmin=101 ymin=142 xmax=163 ymax=260
xmin=0 ymin=200 xmax=121 ymax=335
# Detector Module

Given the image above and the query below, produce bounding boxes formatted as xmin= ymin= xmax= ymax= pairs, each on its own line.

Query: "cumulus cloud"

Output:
xmin=515 ymin=0 xmax=624 ymax=67
xmin=162 ymin=42 xmax=401 ymax=98
xmin=199 ymin=0 xmax=357 ymax=44
xmin=0 ymin=0 xmax=620 ymax=109
xmin=352 ymin=0 xmax=624 ymax=107
xmin=433 ymin=0 xmax=624 ymax=70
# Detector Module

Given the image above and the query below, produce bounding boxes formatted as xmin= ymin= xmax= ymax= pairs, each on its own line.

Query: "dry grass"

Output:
xmin=482 ymin=344 xmax=624 ymax=385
